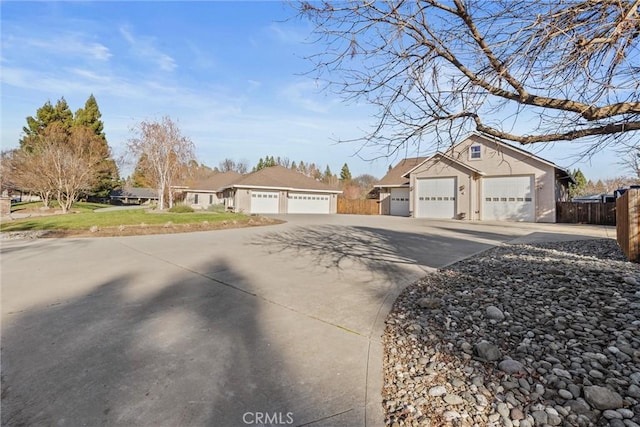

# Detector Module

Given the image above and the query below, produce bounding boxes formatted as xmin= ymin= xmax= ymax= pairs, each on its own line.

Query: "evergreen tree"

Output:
xmin=340 ymin=163 xmax=352 ymax=181
xmin=568 ymin=168 xmax=587 ymax=199
xmin=20 ymin=98 xmax=74 ymax=150
xmin=324 ymin=165 xmax=332 ymax=180
xmin=265 ymin=156 xmax=276 ymax=167
xmin=131 ymin=154 xmax=153 ymax=188
xmin=74 ymin=94 xmax=105 ymax=137
xmin=253 ymin=157 xmax=265 ymax=172
xmin=297 ymin=161 xmax=307 ymax=175
xmin=75 ymin=95 xmax=119 ymax=197
xmin=291 ymin=161 xmax=297 ymax=171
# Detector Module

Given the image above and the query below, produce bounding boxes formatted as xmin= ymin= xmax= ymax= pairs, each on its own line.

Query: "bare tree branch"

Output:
xmin=295 ymin=0 xmax=640 ymax=156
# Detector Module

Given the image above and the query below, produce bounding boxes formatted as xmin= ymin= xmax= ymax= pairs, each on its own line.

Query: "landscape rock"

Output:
xmin=485 ymin=305 xmax=505 ymax=321
xmin=475 ymin=340 xmax=502 ymax=361
xmin=382 ymin=239 xmax=640 ymax=427
xmin=583 ymin=386 xmax=624 ymax=410
xmin=498 ymin=359 xmax=525 ymax=374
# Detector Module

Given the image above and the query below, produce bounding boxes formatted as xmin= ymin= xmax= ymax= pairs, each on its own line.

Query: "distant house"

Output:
xmin=375 ymin=133 xmax=575 ymax=222
xmin=109 ymin=188 xmax=158 ymax=205
xmin=220 ymin=166 xmax=342 ymax=214
xmin=572 ymin=194 xmax=616 ymax=203
xmin=184 ymin=171 xmax=243 ymax=210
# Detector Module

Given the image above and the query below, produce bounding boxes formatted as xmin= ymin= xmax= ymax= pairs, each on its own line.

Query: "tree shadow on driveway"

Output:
xmin=1 ymin=258 xmax=340 ymax=426
xmin=251 ymin=224 xmax=500 ymax=275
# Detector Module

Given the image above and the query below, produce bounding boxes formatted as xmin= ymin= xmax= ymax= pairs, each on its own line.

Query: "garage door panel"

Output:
xmin=288 ymin=193 xmax=331 ymax=214
xmin=251 ymin=191 xmax=280 ymax=214
xmin=390 ymin=188 xmax=410 ymax=216
xmin=416 ymin=178 xmax=456 ymax=218
xmin=482 ymin=176 xmax=534 ymax=222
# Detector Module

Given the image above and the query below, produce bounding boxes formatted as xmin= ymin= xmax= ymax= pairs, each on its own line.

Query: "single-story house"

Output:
xmin=109 ymin=187 xmax=158 ymax=205
xmin=375 ymin=133 xmax=575 ymax=222
xmin=572 ymin=194 xmax=616 ymax=203
xmin=184 ymin=171 xmax=243 ymax=209
xmin=219 ymin=166 xmax=342 ymax=214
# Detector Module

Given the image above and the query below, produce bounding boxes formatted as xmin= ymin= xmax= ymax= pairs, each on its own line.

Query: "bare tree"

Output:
xmin=236 ymin=160 xmax=249 ymax=175
xmin=218 ymin=158 xmax=249 ymax=174
xmin=218 ymin=158 xmax=237 ymax=173
xmin=127 ymin=117 xmax=196 ymax=209
xmin=619 ymin=147 xmax=640 ymax=180
xmin=0 ymin=150 xmax=17 ymax=196
xmin=296 ymin=0 xmax=640 ymax=157
xmin=10 ymin=123 xmax=106 ymax=212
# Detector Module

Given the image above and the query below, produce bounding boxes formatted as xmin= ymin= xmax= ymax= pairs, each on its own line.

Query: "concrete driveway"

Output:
xmin=0 ymin=215 xmax=614 ymax=426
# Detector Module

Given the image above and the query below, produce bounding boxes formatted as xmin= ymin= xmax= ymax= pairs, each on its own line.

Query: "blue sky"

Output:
xmin=0 ymin=1 xmax=623 ymax=181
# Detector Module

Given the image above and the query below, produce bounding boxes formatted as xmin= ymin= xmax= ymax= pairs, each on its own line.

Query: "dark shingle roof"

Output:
xmin=110 ymin=188 xmax=158 ymax=199
xmin=190 ymin=171 xmax=243 ymax=191
xmin=376 ymin=157 xmax=429 ymax=187
xmin=226 ymin=166 xmax=341 ymax=192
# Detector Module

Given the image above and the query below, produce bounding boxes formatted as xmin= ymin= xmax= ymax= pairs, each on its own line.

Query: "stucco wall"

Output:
xmin=408 ymin=135 xmax=558 ymax=222
xmin=185 ymin=191 xmax=222 ymax=209
xmin=450 ymin=135 xmax=556 ymax=223
xmin=410 ymin=159 xmax=475 ymax=220
xmin=379 ymin=191 xmax=391 ymax=215
xmin=234 ymin=189 xmax=252 ymax=214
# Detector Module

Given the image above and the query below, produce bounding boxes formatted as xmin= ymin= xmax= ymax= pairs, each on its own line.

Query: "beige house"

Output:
xmin=184 ymin=171 xmax=243 ymax=210
xmin=376 ymin=133 xmax=574 ymax=222
xmin=220 ymin=166 xmax=342 ymax=214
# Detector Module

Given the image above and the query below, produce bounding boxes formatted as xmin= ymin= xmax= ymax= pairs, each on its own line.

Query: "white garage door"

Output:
xmin=482 ymin=176 xmax=535 ymax=221
xmin=416 ymin=178 xmax=456 ymax=218
xmin=390 ymin=188 xmax=410 ymax=216
xmin=288 ymin=193 xmax=331 ymax=214
xmin=250 ymin=191 xmax=280 ymax=214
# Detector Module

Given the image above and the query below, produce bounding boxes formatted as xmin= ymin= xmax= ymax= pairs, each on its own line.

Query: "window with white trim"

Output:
xmin=469 ymin=145 xmax=481 ymax=160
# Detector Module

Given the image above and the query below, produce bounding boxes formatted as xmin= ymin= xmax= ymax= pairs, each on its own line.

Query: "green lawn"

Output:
xmin=1 ymin=203 xmax=249 ymax=232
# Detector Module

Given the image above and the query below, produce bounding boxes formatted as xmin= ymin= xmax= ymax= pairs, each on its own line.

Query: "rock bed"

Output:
xmin=383 ymin=239 xmax=640 ymax=427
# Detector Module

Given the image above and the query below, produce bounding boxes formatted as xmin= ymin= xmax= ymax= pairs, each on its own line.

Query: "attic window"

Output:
xmin=469 ymin=145 xmax=481 ymax=160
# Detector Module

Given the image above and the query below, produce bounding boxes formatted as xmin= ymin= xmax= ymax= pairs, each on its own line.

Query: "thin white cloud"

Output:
xmin=279 ymin=80 xmax=331 ymax=113
xmin=119 ymin=26 xmax=177 ymax=72
xmin=247 ymin=79 xmax=262 ymax=90
xmin=267 ymin=22 xmax=310 ymax=45
xmin=6 ymin=33 xmax=112 ymax=62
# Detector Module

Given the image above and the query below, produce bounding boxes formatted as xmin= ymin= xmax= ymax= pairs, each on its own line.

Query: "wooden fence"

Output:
xmin=556 ymin=202 xmax=616 ymax=225
xmin=617 ymin=189 xmax=640 ymax=262
xmin=337 ymin=198 xmax=379 ymax=215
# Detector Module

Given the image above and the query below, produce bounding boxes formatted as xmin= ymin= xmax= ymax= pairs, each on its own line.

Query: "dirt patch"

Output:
xmin=1 ymin=217 xmax=284 ymax=239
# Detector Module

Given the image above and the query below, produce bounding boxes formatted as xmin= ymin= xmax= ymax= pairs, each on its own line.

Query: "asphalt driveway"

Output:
xmin=0 ymin=215 xmax=614 ymax=426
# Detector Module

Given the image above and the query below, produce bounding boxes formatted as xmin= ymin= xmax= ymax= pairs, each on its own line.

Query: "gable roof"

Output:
xmin=190 ymin=171 xmax=242 ymax=192
xmin=402 ymin=152 xmax=486 ymax=178
xmin=398 ymin=133 xmax=575 ymax=184
xmin=466 ymin=132 xmax=571 ymax=172
xmin=222 ymin=166 xmax=342 ymax=193
xmin=109 ymin=187 xmax=158 ymax=199
xmin=375 ymin=157 xmax=429 ymax=187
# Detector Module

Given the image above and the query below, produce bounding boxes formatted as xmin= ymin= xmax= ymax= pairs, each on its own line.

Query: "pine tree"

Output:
xmin=324 ymin=165 xmax=332 ymax=180
xmin=75 ymin=95 xmax=119 ymax=197
xmin=74 ymin=94 xmax=105 ymax=137
xmin=568 ymin=168 xmax=587 ymax=199
xmin=340 ymin=163 xmax=352 ymax=181
xmin=253 ymin=157 xmax=265 ymax=172
xmin=20 ymin=98 xmax=74 ymax=150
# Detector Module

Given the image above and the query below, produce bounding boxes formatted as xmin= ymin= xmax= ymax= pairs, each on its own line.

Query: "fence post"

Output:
xmin=617 ymin=189 xmax=640 ymax=262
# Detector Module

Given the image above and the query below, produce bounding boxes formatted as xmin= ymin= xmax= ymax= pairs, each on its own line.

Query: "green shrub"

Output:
xmin=206 ymin=204 xmax=226 ymax=213
xmin=168 ymin=204 xmax=194 ymax=213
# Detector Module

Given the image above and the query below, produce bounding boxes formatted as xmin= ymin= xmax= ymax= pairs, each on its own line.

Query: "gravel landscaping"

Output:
xmin=383 ymin=239 xmax=640 ymax=427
